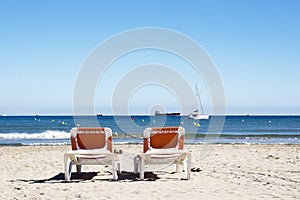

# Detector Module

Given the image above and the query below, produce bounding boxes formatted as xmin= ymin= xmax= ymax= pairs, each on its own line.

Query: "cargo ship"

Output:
xmin=154 ymin=110 xmax=180 ymax=116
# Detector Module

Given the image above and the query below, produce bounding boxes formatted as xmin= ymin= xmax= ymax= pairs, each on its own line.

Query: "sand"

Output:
xmin=0 ymin=144 xmax=299 ymax=199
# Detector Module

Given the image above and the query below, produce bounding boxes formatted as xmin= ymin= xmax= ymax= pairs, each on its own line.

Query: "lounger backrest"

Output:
xmin=143 ymin=127 xmax=185 ymax=153
xmin=70 ymin=127 xmax=112 ymax=152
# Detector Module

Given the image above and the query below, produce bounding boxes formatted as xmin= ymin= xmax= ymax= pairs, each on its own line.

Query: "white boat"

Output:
xmin=188 ymin=85 xmax=210 ymax=120
xmin=188 ymin=111 xmax=209 ymax=120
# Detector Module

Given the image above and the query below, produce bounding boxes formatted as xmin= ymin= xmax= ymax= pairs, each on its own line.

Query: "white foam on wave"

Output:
xmin=26 ymin=142 xmax=69 ymax=146
xmin=0 ymin=130 xmax=70 ymax=139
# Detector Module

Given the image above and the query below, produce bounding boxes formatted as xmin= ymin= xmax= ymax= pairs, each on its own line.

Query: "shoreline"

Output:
xmin=1 ymin=142 xmax=300 ymax=147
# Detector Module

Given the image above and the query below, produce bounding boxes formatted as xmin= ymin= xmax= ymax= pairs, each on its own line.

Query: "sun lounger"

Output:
xmin=134 ymin=126 xmax=191 ymax=180
xmin=64 ymin=127 xmax=121 ymax=181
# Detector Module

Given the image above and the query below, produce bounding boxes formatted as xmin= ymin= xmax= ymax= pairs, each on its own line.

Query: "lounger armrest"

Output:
xmin=144 ymin=149 xmax=189 ymax=155
xmin=65 ymin=149 xmax=112 ymax=155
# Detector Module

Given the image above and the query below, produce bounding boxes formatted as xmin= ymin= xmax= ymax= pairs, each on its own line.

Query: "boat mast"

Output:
xmin=195 ymin=84 xmax=204 ymax=114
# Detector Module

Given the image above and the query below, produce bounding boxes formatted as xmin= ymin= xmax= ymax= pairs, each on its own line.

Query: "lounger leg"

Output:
xmin=64 ymin=154 xmax=72 ymax=181
xmin=76 ymin=165 xmax=82 ymax=176
xmin=117 ymin=162 xmax=121 ymax=174
xmin=133 ymin=156 xmax=139 ymax=173
xmin=174 ymin=163 xmax=180 ymax=173
xmin=111 ymin=155 xmax=118 ymax=180
xmin=117 ymin=155 xmax=122 ymax=174
xmin=185 ymin=153 xmax=191 ymax=180
xmin=139 ymin=155 xmax=145 ymax=180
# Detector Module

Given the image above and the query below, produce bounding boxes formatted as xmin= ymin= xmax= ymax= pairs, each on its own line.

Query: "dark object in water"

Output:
xmin=154 ymin=110 xmax=180 ymax=116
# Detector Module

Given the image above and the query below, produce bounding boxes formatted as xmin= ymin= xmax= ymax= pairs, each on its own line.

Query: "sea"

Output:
xmin=0 ymin=115 xmax=299 ymax=146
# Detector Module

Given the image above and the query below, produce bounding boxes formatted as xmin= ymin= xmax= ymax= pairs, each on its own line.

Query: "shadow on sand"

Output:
xmin=15 ymin=171 xmax=160 ymax=184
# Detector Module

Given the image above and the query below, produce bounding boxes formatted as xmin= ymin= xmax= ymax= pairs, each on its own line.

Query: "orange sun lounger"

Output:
xmin=64 ymin=127 xmax=121 ymax=181
xmin=134 ymin=126 xmax=191 ymax=180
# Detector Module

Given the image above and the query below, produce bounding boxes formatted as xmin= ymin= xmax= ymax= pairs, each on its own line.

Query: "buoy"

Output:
xmin=62 ymin=121 xmax=65 ymax=125
xmin=142 ymin=119 xmax=144 ymax=122
xmin=153 ymin=120 xmax=155 ymax=123
xmin=242 ymin=119 xmax=245 ymax=122
xmin=197 ymin=123 xmax=201 ymax=127
xmin=76 ymin=123 xmax=80 ymax=127
xmin=181 ymin=121 xmax=184 ymax=125
xmin=269 ymin=120 xmax=271 ymax=123
xmin=51 ymin=119 xmax=54 ymax=122
xmin=194 ymin=122 xmax=197 ymax=126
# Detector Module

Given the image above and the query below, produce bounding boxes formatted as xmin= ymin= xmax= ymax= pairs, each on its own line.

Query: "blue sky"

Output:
xmin=0 ymin=0 xmax=299 ymax=115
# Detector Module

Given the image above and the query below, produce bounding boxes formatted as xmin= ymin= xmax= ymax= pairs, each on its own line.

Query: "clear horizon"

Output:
xmin=1 ymin=0 xmax=300 ymax=115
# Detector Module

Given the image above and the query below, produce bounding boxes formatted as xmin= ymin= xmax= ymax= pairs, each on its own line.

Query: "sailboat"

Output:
xmin=188 ymin=85 xmax=210 ymax=120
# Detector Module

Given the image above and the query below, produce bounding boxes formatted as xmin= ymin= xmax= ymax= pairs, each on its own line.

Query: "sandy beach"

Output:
xmin=0 ymin=144 xmax=299 ymax=199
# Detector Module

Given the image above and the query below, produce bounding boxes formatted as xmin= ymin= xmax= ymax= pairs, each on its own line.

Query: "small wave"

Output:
xmin=24 ymin=142 xmax=69 ymax=146
xmin=0 ymin=130 xmax=70 ymax=139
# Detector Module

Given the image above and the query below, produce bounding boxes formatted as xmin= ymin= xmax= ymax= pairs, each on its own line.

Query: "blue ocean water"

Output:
xmin=0 ymin=115 xmax=299 ymax=145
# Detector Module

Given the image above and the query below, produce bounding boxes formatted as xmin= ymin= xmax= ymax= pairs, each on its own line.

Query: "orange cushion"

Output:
xmin=77 ymin=133 xmax=106 ymax=149
xmin=150 ymin=133 xmax=178 ymax=149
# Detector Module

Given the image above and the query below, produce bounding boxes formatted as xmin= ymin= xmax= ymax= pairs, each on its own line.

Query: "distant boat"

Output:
xmin=188 ymin=85 xmax=209 ymax=120
xmin=155 ymin=110 xmax=180 ymax=116
xmin=96 ymin=113 xmax=103 ymax=116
